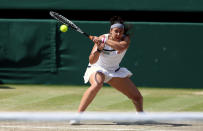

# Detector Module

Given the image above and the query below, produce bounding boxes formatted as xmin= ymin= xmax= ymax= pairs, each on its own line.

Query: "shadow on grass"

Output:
xmin=78 ymin=120 xmax=192 ymax=126
xmin=0 ymin=85 xmax=15 ymax=89
xmin=82 ymin=121 xmax=191 ymax=126
xmin=114 ymin=120 xmax=192 ymax=126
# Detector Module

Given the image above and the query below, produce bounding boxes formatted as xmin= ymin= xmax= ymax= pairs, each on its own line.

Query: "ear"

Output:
xmin=109 ymin=28 xmax=113 ymax=34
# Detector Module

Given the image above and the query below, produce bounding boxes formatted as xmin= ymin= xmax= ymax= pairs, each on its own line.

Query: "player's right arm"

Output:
xmin=89 ymin=36 xmax=105 ymax=64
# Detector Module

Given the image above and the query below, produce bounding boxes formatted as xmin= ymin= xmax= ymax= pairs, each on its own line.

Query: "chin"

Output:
xmin=112 ymin=37 xmax=121 ymax=41
xmin=116 ymin=38 xmax=121 ymax=41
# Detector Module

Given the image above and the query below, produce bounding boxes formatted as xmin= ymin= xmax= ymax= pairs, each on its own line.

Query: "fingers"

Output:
xmin=92 ymin=36 xmax=105 ymax=50
xmin=97 ymin=42 xmax=105 ymax=51
xmin=93 ymin=36 xmax=102 ymax=43
xmin=95 ymin=41 xmax=102 ymax=48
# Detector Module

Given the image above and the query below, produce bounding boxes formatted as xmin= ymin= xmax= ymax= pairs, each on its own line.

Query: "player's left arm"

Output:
xmin=105 ymin=36 xmax=130 ymax=52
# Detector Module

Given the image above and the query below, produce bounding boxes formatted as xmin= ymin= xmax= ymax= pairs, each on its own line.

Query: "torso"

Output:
xmin=90 ymin=34 xmax=127 ymax=70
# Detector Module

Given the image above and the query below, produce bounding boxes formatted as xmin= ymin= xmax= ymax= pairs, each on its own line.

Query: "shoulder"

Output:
xmin=122 ymin=35 xmax=130 ymax=40
xmin=122 ymin=35 xmax=130 ymax=44
xmin=99 ymin=34 xmax=109 ymax=38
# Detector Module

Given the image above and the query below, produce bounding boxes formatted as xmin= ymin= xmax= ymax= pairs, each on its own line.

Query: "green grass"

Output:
xmin=0 ymin=85 xmax=203 ymax=112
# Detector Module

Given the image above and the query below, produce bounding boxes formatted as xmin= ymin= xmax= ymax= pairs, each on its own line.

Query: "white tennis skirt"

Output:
xmin=83 ymin=65 xmax=133 ymax=83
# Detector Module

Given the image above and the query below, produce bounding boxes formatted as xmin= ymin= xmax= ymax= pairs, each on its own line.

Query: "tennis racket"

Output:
xmin=49 ymin=11 xmax=94 ymax=40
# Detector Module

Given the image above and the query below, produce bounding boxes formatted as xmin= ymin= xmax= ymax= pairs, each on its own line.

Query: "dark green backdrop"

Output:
xmin=1 ymin=0 xmax=203 ymax=12
xmin=0 ymin=19 xmax=203 ymax=87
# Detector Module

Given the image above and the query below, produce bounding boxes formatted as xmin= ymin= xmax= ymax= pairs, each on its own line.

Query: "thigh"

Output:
xmin=107 ymin=77 xmax=142 ymax=98
xmin=89 ymin=72 xmax=105 ymax=86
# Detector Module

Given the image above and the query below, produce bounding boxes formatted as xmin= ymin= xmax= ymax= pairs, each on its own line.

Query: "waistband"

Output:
xmin=87 ymin=66 xmax=120 ymax=72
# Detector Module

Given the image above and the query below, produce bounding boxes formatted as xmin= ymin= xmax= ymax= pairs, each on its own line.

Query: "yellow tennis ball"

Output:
xmin=60 ymin=25 xmax=68 ymax=32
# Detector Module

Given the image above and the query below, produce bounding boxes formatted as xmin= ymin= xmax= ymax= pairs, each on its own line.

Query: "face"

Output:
xmin=110 ymin=27 xmax=124 ymax=41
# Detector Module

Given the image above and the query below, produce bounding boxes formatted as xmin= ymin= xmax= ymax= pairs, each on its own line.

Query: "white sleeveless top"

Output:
xmin=89 ymin=34 xmax=127 ymax=71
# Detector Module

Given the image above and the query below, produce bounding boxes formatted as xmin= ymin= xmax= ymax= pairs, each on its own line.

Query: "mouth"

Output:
xmin=115 ymin=37 xmax=121 ymax=40
xmin=111 ymin=36 xmax=121 ymax=41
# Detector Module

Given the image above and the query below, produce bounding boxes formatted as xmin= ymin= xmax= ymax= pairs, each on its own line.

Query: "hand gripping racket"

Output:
xmin=49 ymin=11 xmax=94 ymax=40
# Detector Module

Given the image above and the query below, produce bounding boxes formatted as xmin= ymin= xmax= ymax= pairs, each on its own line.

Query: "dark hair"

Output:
xmin=110 ymin=16 xmax=132 ymax=37
xmin=110 ymin=16 xmax=124 ymax=25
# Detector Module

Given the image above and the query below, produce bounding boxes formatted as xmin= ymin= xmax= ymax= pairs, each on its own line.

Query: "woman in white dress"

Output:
xmin=70 ymin=16 xmax=143 ymax=124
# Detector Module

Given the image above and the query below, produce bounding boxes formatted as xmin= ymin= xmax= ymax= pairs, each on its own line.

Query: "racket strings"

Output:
xmin=50 ymin=11 xmax=86 ymax=35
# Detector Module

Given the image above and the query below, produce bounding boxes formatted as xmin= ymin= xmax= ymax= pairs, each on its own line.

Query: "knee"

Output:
xmin=94 ymin=79 xmax=104 ymax=88
xmin=89 ymin=82 xmax=103 ymax=93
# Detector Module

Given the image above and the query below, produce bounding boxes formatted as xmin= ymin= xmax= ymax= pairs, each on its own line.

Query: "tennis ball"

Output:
xmin=60 ymin=25 xmax=68 ymax=32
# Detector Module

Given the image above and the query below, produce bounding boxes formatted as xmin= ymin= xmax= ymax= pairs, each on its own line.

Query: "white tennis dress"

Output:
xmin=83 ymin=34 xmax=132 ymax=83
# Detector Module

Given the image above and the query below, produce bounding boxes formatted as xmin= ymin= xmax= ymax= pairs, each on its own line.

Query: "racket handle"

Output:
xmin=83 ymin=32 xmax=94 ymax=41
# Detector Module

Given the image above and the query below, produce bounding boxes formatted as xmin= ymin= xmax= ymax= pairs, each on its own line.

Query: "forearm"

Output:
xmin=105 ymin=40 xmax=125 ymax=51
xmin=105 ymin=39 xmax=128 ymax=51
xmin=89 ymin=49 xmax=101 ymax=64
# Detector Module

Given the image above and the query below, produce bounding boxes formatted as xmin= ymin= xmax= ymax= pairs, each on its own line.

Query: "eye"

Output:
xmin=113 ymin=28 xmax=124 ymax=34
xmin=114 ymin=30 xmax=119 ymax=33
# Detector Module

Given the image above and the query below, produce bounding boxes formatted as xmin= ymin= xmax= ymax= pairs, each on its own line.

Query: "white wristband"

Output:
xmin=101 ymin=37 xmax=107 ymax=44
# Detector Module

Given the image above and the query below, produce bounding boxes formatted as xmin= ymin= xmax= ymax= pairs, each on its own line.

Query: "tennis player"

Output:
xmin=70 ymin=16 xmax=143 ymax=125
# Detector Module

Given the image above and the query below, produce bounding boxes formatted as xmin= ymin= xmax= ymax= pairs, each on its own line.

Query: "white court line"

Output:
xmin=1 ymin=112 xmax=203 ymax=121
xmin=0 ymin=125 xmax=167 ymax=131
xmin=0 ymin=125 xmax=137 ymax=131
